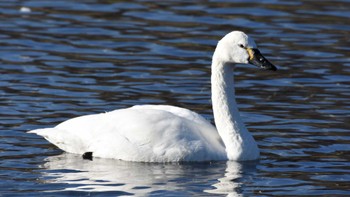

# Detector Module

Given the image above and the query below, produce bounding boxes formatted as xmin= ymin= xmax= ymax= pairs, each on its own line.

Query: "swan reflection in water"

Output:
xmin=40 ymin=153 xmax=257 ymax=195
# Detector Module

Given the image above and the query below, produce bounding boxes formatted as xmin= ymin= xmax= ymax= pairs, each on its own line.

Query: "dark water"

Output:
xmin=1 ymin=0 xmax=350 ymax=196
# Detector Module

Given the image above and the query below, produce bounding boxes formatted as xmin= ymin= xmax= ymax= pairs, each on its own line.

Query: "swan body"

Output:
xmin=29 ymin=31 xmax=276 ymax=162
xmin=32 ymin=105 xmax=227 ymax=162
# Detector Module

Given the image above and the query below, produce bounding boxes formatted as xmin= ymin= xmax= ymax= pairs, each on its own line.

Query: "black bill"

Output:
xmin=247 ymin=48 xmax=277 ymax=71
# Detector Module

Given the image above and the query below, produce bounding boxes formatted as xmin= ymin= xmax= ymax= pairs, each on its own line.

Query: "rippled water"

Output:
xmin=1 ymin=0 xmax=350 ymax=196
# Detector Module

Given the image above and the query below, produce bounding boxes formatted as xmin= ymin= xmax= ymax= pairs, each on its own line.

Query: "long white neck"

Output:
xmin=211 ymin=58 xmax=259 ymax=161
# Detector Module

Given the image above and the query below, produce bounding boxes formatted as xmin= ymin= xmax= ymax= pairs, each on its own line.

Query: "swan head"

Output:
xmin=214 ymin=31 xmax=277 ymax=71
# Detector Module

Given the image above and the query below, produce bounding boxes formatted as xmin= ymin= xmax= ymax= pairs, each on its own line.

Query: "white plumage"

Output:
xmin=29 ymin=31 xmax=276 ymax=162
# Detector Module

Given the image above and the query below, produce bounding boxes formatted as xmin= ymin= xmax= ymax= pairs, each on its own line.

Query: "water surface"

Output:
xmin=1 ymin=0 xmax=349 ymax=196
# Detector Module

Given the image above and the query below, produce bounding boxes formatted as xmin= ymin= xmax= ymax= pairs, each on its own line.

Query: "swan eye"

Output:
xmin=239 ymin=44 xmax=245 ymax=48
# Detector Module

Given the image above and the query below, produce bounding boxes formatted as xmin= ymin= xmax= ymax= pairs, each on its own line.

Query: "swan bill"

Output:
xmin=247 ymin=48 xmax=277 ymax=71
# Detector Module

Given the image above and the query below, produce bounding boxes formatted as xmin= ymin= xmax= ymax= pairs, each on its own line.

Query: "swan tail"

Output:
xmin=28 ymin=128 xmax=56 ymax=137
xmin=28 ymin=128 xmax=87 ymax=154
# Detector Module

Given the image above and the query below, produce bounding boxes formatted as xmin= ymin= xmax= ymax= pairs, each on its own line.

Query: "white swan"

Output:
xmin=29 ymin=31 xmax=276 ymax=162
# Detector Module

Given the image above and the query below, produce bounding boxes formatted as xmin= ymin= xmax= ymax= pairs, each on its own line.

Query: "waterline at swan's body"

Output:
xmin=29 ymin=31 xmax=276 ymax=162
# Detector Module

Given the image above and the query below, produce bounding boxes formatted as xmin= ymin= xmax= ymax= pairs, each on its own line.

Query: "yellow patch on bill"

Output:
xmin=247 ymin=48 xmax=254 ymax=61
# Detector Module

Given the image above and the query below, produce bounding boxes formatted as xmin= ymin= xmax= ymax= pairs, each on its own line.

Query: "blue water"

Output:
xmin=1 ymin=0 xmax=349 ymax=196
